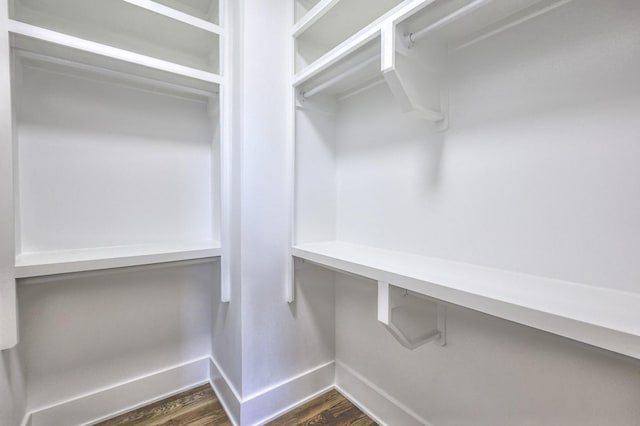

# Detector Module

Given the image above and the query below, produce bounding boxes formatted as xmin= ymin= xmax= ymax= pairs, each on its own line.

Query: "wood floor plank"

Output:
xmin=96 ymin=384 xmax=229 ymax=426
xmin=96 ymin=385 xmax=374 ymax=426
xmin=266 ymin=389 xmax=377 ymax=426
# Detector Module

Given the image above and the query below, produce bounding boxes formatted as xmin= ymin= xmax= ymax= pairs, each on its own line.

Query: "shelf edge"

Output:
xmin=123 ymin=0 xmax=224 ymax=35
xmin=15 ymin=247 xmax=222 ymax=279
xmin=293 ymin=0 xmax=436 ymax=88
xmin=292 ymin=0 xmax=341 ymax=38
xmin=292 ymin=244 xmax=640 ymax=359
xmin=8 ymin=20 xmax=223 ymax=86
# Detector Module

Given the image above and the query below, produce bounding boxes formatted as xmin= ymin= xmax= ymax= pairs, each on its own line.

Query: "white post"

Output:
xmin=377 ymin=281 xmax=390 ymax=325
xmin=0 ymin=0 xmax=18 ymax=350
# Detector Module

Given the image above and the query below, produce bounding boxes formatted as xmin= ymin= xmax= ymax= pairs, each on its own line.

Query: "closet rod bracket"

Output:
xmin=378 ymin=280 xmax=446 ymax=350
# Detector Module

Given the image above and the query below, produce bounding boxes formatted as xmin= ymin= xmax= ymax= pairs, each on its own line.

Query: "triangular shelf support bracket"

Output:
xmin=378 ymin=280 xmax=446 ymax=350
xmin=381 ymin=20 xmax=449 ymax=131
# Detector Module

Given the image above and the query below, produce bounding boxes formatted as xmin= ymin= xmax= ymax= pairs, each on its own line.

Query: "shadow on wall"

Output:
xmin=17 ymin=260 xmax=216 ymax=411
xmin=1 ymin=347 xmax=26 ymax=426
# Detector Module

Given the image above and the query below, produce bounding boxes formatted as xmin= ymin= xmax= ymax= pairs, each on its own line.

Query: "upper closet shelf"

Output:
xmin=294 ymin=0 xmax=425 ymax=85
xmin=11 ymin=0 xmax=221 ymax=75
xmin=16 ymin=241 xmax=222 ymax=279
xmin=294 ymin=0 xmax=572 ymax=103
xmin=122 ymin=0 xmax=222 ymax=34
xmin=152 ymin=0 xmax=220 ymax=25
xmin=9 ymin=21 xmax=221 ymax=93
xmin=293 ymin=0 xmax=404 ymax=38
xmin=293 ymin=0 xmax=410 ymax=71
xmin=293 ymin=0 xmax=339 ymax=37
xmin=293 ymin=241 xmax=640 ymax=360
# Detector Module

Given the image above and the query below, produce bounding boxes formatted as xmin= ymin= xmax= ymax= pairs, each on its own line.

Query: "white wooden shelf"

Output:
xmin=9 ymin=20 xmax=221 ymax=92
xmin=12 ymin=0 xmax=220 ymax=74
xmin=16 ymin=241 xmax=222 ymax=278
xmin=292 ymin=241 xmax=640 ymax=359
xmin=293 ymin=0 xmax=339 ymax=37
xmin=293 ymin=0 xmax=412 ymax=72
xmin=123 ymin=0 xmax=222 ymax=34
xmin=294 ymin=0 xmax=572 ymax=106
xmin=296 ymin=37 xmax=381 ymax=101
xmin=294 ymin=0 xmax=322 ymax=25
xmin=399 ymin=0 xmax=569 ymax=51
xmin=152 ymin=0 xmax=219 ymax=25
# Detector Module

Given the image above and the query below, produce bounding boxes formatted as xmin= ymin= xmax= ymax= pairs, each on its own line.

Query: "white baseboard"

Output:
xmin=24 ymin=357 xmax=210 ymax=426
xmin=335 ymin=361 xmax=432 ymax=426
xmin=242 ymin=361 xmax=335 ymax=426
xmin=209 ymin=356 xmax=242 ymax=426
xmin=209 ymin=357 xmax=335 ymax=426
xmin=20 ymin=357 xmax=423 ymax=426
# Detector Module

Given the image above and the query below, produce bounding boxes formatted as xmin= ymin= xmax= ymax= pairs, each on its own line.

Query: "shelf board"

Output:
xmin=152 ymin=0 xmax=219 ymax=25
xmin=123 ymin=0 xmax=222 ymax=34
xmin=402 ymin=0 xmax=563 ymax=50
xmin=15 ymin=241 xmax=222 ymax=278
xmin=293 ymin=0 xmax=406 ymax=55
xmin=294 ymin=0 xmax=571 ymax=97
xmin=11 ymin=0 xmax=220 ymax=75
xmin=292 ymin=241 xmax=640 ymax=359
xmin=9 ymin=20 xmax=221 ymax=92
xmin=294 ymin=0 xmax=434 ymax=89
xmin=293 ymin=0 xmax=341 ymax=38
xmin=297 ymin=38 xmax=381 ymax=100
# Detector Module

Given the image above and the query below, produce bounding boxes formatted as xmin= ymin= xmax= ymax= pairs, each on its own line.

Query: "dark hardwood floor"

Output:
xmin=95 ymin=385 xmax=376 ymax=425
xmin=266 ymin=389 xmax=376 ymax=426
xmin=96 ymin=384 xmax=230 ymax=426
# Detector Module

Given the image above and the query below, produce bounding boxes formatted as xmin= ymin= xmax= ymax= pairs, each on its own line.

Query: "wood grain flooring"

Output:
xmin=95 ymin=384 xmax=230 ymax=426
xmin=266 ymin=389 xmax=376 ymax=426
xmin=95 ymin=385 xmax=376 ymax=426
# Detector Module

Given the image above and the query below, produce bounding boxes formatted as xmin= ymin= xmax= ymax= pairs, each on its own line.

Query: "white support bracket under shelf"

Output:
xmin=378 ymin=280 xmax=446 ymax=350
xmin=381 ymin=20 xmax=449 ymax=131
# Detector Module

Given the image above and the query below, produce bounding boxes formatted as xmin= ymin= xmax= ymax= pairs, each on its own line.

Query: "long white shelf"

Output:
xmin=8 ymin=20 xmax=222 ymax=88
xmin=293 ymin=0 xmax=341 ymax=37
xmin=294 ymin=0 xmax=438 ymax=93
xmin=123 ymin=0 xmax=222 ymax=34
xmin=294 ymin=0 xmax=571 ymax=95
xmin=292 ymin=241 xmax=640 ymax=359
xmin=294 ymin=0 xmax=431 ymax=87
xmin=152 ymin=0 xmax=219 ymax=24
xmin=16 ymin=241 xmax=222 ymax=278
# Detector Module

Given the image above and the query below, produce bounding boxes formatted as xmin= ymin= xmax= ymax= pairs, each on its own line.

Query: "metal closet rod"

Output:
xmin=301 ymin=0 xmax=495 ymax=100
xmin=14 ymin=49 xmax=219 ymax=99
xmin=301 ymin=55 xmax=379 ymax=99
xmin=407 ymin=0 xmax=494 ymax=45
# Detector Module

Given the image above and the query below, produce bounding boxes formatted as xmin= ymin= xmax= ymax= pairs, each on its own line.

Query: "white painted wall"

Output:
xmin=327 ymin=0 xmax=640 ymax=423
xmin=239 ymin=0 xmax=335 ymax=406
xmin=15 ymin=58 xmax=217 ymax=254
xmin=335 ymin=0 xmax=640 ymax=293
xmin=3 ymin=2 xmax=640 ymax=426
xmin=336 ymin=274 xmax=640 ymax=425
xmin=17 ymin=261 xmax=216 ymax=414
xmin=0 ymin=348 xmax=26 ymax=426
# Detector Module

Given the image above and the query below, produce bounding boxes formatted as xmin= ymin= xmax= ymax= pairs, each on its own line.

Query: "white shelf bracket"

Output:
xmin=288 ymin=257 xmax=308 ymax=303
xmin=378 ymin=281 xmax=446 ymax=350
xmin=381 ymin=21 xmax=449 ymax=131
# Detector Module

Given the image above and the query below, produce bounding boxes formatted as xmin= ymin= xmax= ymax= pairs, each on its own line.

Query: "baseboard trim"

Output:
xmin=335 ymin=361 xmax=432 ymax=426
xmin=242 ymin=361 xmax=335 ymax=426
xmin=209 ymin=357 xmax=241 ymax=426
xmin=23 ymin=357 xmax=210 ymax=426
xmin=19 ymin=358 xmax=423 ymax=426
xmin=253 ymin=384 xmax=335 ymax=425
xmin=209 ymin=357 xmax=335 ymax=426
